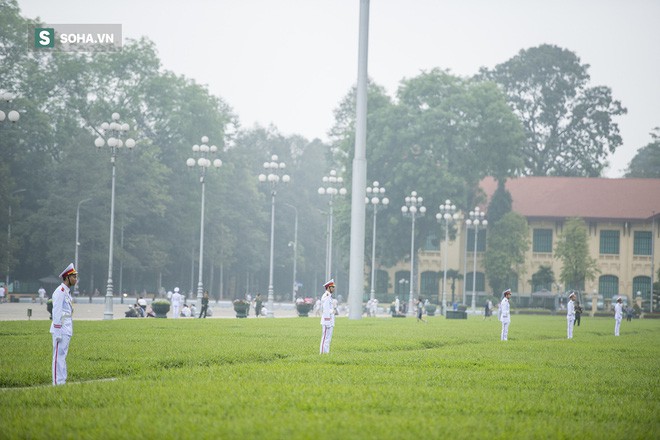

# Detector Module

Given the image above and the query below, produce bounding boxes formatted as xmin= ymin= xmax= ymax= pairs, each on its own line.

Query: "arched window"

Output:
xmin=420 ymin=271 xmax=439 ymax=297
xmin=632 ymin=276 xmax=652 ymax=301
xmin=375 ymin=269 xmax=389 ymax=295
xmin=465 ymin=272 xmax=485 ymax=292
xmin=599 ymin=275 xmax=619 ymax=297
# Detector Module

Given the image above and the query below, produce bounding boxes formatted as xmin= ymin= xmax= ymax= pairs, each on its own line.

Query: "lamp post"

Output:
xmin=6 ymin=189 xmax=26 ymax=290
xmin=0 ymin=91 xmax=20 ymax=124
xmin=465 ymin=207 xmax=487 ymax=314
xmin=397 ymin=278 xmax=409 ymax=312
xmin=318 ymin=170 xmax=347 ymax=281
xmin=187 ymin=136 xmax=222 ymax=304
xmin=435 ymin=199 xmax=459 ymax=316
xmin=258 ymin=154 xmax=290 ymax=317
xmin=366 ymin=181 xmax=389 ymax=302
xmin=285 ymin=203 xmax=298 ymax=302
xmin=401 ymin=191 xmax=426 ymax=316
xmin=94 ymin=112 xmax=136 ymax=320
xmin=74 ymin=198 xmax=91 ymax=297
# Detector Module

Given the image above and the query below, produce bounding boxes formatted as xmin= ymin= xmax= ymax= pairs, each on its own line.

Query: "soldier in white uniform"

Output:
xmin=566 ymin=292 xmax=576 ymax=339
xmin=50 ymin=263 xmax=78 ymax=385
xmin=320 ymin=279 xmax=336 ymax=354
xmin=499 ymin=289 xmax=511 ymax=341
xmin=171 ymin=287 xmax=182 ymax=318
xmin=614 ymin=297 xmax=623 ymax=336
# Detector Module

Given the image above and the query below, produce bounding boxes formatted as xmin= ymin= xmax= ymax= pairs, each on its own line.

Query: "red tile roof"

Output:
xmin=481 ymin=176 xmax=660 ymax=221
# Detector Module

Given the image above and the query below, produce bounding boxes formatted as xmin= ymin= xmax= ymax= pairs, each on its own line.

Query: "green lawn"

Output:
xmin=1 ymin=315 xmax=658 ymax=439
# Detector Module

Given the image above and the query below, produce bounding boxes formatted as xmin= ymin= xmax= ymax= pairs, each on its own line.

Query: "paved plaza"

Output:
xmin=0 ymin=297 xmax=300 ymax=321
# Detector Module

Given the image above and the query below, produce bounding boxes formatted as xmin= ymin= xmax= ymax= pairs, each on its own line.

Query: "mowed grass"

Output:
xmin=0 ymin=315 xmax=658 ymax=439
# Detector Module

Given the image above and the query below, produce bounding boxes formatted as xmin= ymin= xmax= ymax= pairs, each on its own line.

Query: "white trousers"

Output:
xmin=320 ymin=325 xmax=334 ymax=354
xmin=567 ymin=317 xmax=575 ymax=339
xmin=172 ymin=305 xmax=180 ymax=318
xmin=52 ymin=334 xmax=71 ymax=385
xmin=615 ymin=318 xmax=621 ymax=336
xmin=500 ymin=321 xmax=510 ymax=341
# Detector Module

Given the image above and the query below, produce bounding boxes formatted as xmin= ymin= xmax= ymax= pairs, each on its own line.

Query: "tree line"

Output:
xmin=2 ymin=0 xmax=655 ymax=299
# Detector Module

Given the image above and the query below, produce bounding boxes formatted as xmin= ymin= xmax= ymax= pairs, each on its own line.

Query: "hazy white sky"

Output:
xmin=18 ymin=0 xmax=660 ymax=177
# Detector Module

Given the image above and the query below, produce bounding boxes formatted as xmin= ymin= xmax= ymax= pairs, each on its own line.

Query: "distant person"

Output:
xmin=181 ymin=304 xmax=191 ymax=318
xmin=626 ymin=305 xmax=633 ymax=322
xmin=255 ymin=293 xmax=263 ymax=317
xmin=320 ymin=279 xmax=336 ymax=354
xmin=199 ymin=291 xmax=210 ymax=318
xmin=575 ymin=300 xmax=583 ymax=327
xmin=50 ymin=263 xmax=78 ymax=385
xmin=416 ymin=298 xmax=426 ymax=323
xmin=567 ymin=292 xmax=576 ymax=339
xmin=38 ymin=286 xmax=46 ymax=305
xmin=0 ymin=283 xmax=5 ymax=303
xmin=171 ymin=287 xmax=182 ymax=318
xmin=499 ymin=289 xmax=511 ymax=341
xmin=137 ymin=296 xmax=147 ymax=314
xmin=614 ymin=297 xmax=623 ymax=336
xmin=370 ymin=298 xmax=379 ymax=317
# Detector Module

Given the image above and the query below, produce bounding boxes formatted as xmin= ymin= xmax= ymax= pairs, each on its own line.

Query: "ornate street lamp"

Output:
xmin=0 ymin=91 xmax=20 ymax=124
xmin=258 ymin=154 xmax=290 ymax=317
xmin=366 ymin=181 xmax=389 ymax=302
xmin=401 ymin=191 xmax=426 ymax=316
xmin=318 ymin=170 xmax=347 ymax=281
xmin=435 ymin=199 xmax=459 ymax=316
xmin=187 ymin=136 xmax=222 ymax=304
xmin=94 ymin=112 xmax=136 ymax=320
xmin=466 ymin=207 xmax=487 ymax=314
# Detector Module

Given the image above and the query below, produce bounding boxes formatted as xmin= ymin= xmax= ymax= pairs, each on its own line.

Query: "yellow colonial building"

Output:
xmin=380 ymin=177 xmax=660 ymax=311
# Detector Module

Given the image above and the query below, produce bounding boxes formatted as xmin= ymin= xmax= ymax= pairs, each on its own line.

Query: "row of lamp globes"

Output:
xmin=186 ymin=136 xmax=222 ymax=170
xmin=94 ymin=113 xmax=136 ymax=150
xmin=0 ymin=92 xmax=20 ymax=123
xmin=259 ymin=155 xmax=290 ymax=185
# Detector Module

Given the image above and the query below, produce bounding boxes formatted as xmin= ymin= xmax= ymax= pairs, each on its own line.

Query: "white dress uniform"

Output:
xmin=50 ymin=279 xmax=74 ymax=385
xmin=567 ymin=298 xmax=576 ymax=339
xmin=499 ymin=294 xmax=511 ymax=341
xmin=614 ymin=300 xmax=623 ymax=336
xmin=320 ymin=282 xmax=336 ymax=354
xmin=171 ymin=288 xmax=182 ymax=318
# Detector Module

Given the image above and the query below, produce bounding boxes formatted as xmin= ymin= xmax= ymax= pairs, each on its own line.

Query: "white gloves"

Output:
xmin=54 ymin=329 xmax=62 ymax=342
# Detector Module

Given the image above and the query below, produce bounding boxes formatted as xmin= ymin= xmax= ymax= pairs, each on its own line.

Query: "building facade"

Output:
xmin=377 ymin=177 xmax=660 ymax=311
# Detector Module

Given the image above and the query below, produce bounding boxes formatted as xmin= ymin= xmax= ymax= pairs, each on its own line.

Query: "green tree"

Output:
xmin=486 ymin=180 xmax=512 ymax=226
xmin=625 ymin=128 xmax=660 ymax=178
xmin=554 ymin=217 xmax=599 ymax=291
xmin=482 ymin=44 xmax=627 ymax=177
xmin=484 ymin=212 xmax=529 ymax=295
xmin=530 ymin=265 xmax=555 ymax=292
xmin=331 ymin=71 xmax=525 ymax=267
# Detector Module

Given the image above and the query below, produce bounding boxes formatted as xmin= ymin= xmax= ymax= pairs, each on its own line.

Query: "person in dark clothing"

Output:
xmin=199 ymin=291 xmax=210 ymax=318
xmin=575 ymin=301 xmax=583 ymax=326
